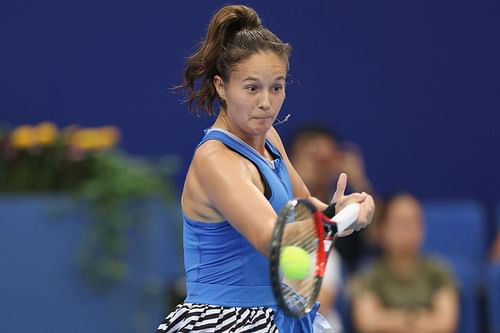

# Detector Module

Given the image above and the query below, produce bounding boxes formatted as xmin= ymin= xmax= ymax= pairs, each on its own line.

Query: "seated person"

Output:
xmin=317 ymin=248 xmax=344 ymax=333
xmin=489 ymin=209 xmax=500 ymax=261
xmin=288 ymin=125 xmax=372 ymax=202
xmin=351 ymin=193 xmax=458 ymax=333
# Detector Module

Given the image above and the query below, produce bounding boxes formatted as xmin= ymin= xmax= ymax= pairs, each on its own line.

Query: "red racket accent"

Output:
xmin=313 ymin=211 xmax=327 ymax=278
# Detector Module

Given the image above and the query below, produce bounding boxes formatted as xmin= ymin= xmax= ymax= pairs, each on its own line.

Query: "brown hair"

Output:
xmin=179 ymin=5 xmax=291 ymax=115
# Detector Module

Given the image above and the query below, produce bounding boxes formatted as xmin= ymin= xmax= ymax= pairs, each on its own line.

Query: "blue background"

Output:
xmin=0 ymin=197 xmax=183 ymax=333
xmin=2 ymin=0 xmax=499 ymax=201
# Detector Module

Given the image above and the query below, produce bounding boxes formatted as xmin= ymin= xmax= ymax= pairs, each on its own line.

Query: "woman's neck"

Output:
xmin=213 ymin=111 xmax=269 ymax=157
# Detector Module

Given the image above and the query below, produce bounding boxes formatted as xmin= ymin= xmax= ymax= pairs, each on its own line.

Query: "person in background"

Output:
xmin=490 ymin=232 xmax=500 ymax=261
xmin=289 ymin=126 xmax=373 ymax=202
xmin=489 ymin=207 xmax=500 ymax=261
xmin=289 ymin=126 xmax=378 ymax=273
xmin=316 ymin=247 xmax=344 ymax=332
xmin=351 ymin=193 xmax=458 ymax=333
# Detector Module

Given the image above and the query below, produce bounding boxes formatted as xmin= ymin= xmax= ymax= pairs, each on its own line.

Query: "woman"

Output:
xmin=351 ymin=194 xmax=458 ymax=333
xmin=157 ymin=5 xmax=375 ymax=332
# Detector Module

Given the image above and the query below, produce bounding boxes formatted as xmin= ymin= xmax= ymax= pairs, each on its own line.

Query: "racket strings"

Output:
xmin=279 ymin=204 xmax=320 ymax=312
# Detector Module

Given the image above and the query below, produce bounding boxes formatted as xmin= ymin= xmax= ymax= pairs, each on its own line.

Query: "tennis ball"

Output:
xmin=280 ymin=246 xmax=311 ymax=280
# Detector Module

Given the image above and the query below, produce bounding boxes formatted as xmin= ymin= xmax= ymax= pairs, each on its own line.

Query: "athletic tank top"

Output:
xmin=182 ymin=128 xmax=320 ymax=332
xmin=183 ymin=128 xmax=293 ymax=307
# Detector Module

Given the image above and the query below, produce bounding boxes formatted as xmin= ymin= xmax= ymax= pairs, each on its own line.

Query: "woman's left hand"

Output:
xmin=331 ymin=172 xmax=375 ymax=230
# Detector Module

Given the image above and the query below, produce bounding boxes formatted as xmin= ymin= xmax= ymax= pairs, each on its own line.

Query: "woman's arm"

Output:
xmin=188 ymin=141 xmax=278 ymax=256
xmin=411 ymin=287 xmax=459 ymax=333
xmin=353 ymin=287 xmax=458 ymax=333
xmin=353 ymin=291 xmax=414 ymax=333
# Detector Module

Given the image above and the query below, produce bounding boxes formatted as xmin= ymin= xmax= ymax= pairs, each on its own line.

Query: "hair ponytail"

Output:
xmin=179 ymin=5 xmax=291 ymax=115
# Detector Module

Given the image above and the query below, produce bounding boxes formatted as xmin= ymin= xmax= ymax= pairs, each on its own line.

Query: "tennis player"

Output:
xmin=156 ymin=5 xmax=375 ymax=332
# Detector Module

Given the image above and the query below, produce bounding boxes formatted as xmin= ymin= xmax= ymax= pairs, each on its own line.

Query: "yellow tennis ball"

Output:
xmin=280 ymin=246 xmax=311 ymax=280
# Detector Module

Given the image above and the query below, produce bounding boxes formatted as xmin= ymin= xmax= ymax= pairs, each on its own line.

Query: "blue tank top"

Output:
xmin=183 ymin=128 xmax=319 ymax=332
xmin=184 ymin=128 xmax=292 ymax=304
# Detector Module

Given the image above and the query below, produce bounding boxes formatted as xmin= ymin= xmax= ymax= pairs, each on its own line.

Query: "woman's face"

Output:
xmin=214 ymin=51 xmax=287 ymax=137
xmin=381 ymin=196 xmax=424 ymax=259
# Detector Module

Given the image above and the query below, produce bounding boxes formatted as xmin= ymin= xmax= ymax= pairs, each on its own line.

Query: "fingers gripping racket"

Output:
xmin=269 ymin=199 xmax=360 ymax=318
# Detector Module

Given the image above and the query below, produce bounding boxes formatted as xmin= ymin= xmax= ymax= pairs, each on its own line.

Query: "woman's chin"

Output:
xmin=244 ymin=122 xmax=270 ymax=134
xmin=251 ymin=124 xmax=273 ymax=136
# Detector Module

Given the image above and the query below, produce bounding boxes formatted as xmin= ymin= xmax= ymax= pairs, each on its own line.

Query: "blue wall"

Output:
xmin=2 ymin=0 xmax=499 ymax=203
xmin=0 ymin=197 xmax=183 ymax=333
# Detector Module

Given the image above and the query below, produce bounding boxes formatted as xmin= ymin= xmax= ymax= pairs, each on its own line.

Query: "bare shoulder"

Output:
xmin=266 ymin=126 xmax=287 ymax=154
xmin=190 ymin=140 xmax=260 ymax=195
xmin=183 ymin=140 xmax=255 ymax=221
xmin=193 ymin=140 xmax=250 ymax=176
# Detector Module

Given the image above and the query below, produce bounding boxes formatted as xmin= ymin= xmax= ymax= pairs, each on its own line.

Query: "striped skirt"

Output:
xmin=156 ymin=303 xmax=278 ymax=333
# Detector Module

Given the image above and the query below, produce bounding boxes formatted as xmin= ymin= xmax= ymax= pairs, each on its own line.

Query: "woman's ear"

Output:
xmin=213 ymin=75 xmax=225 ymax=100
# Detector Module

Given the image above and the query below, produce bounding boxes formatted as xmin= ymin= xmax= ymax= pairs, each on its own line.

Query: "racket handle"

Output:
xmin=331 ymin=203 xmax=360 ymax=237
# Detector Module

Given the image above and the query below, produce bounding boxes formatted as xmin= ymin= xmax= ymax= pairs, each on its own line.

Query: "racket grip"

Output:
xmin=331 ymin=203 xmax=360 ymax=236
xmin=322 ymin=203 xmax=336 ymax=218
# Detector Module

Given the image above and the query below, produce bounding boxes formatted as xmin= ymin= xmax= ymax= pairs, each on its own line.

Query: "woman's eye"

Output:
xmin=245 ymin=85 xmax=258 ymax=92
xmin=272 ymin=85 xmax=284 ymax=93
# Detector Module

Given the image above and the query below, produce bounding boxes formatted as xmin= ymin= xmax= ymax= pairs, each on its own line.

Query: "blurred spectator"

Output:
xmin=316 ymin=246 xmax=344 ymax=332
xmin=288 ymin=125 xmax=377 ymax=273
xmin=489 ymin=206 xmax=500 ymax=262
xmin=490 ymin=232 xmax=500 ymax=262
xmin=289 ymin=126 xmax=372 ymax=200
xmin=351 ymin=193 xmax=458 ymax=333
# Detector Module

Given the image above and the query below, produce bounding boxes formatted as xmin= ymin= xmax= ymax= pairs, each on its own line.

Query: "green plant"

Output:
xmin=0 ymin=122 xmax=176 ymax=289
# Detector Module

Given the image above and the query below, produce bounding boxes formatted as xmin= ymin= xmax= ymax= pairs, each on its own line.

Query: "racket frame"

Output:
xmin=269 ymin=199 xmax=338 ymax=318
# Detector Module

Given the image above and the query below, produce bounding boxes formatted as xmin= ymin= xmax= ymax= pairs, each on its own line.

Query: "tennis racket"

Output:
xmin=269 ymin=199 xmax=360 ymax=318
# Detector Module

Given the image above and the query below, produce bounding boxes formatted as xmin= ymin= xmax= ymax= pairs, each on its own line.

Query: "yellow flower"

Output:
xmin=34 ymin=122 xmax=58 ymax=146
xmin=10 ymin=126 xmax=35 ymax=149
xmin=65 ymin=126 xmax=121 ymax=151
xmin=97 ymin=126 xmax=121 ymax=150
xmin=71 ymin=129 xmax=98 ymax=150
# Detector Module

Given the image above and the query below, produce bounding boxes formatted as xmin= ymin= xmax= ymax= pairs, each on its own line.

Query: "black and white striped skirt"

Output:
xmin=156 ymin=303 xmax=278 ymax=333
